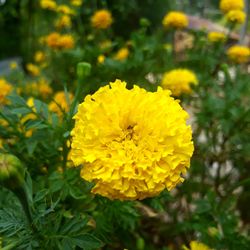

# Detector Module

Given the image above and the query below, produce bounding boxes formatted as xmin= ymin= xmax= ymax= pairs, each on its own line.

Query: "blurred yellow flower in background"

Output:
xmin=37 ymin=78 xmax=53 ymax=98
xmin=183 ymin=241 xmax=212 ymax=250
xmin=0 ymin=79 xmax=13 ymax=105
xmin=162 ymin=11 xmax=188 ymax=29
xmin=26 ymin=63 xmax=40 ymax=77
xmin=40 ymin=0 xmax=57 ymax=10
xmin=207 ymin=32 xmax=226 ymax=43
xmin=99 ymin=40 xmax=112 ymax=50
xmin=71 ymin=79 xmax=194 ymax=200
xmin=34 ymin=51 xmax=45 ymax=63
xmin=57 ymin=5 xmax=75 ymax=15
xmin=49 ymin=91 xmax=74 ymax=116
xmin=227 ymin=45 xmax=250 ymax=63
xmin=97 ymin=54 xmax=105 ymax=64
xmin=58 ymin=34 xmax=75 ymax=49
xmin=226 ymin=10 xmax=246 ymax=24
xmin=220 ymin=0 xmax=244 ymax=13
xmin=9 ymin=61 xmax=17 ymax=69
xmin=70 ymin=0 xmax=82 ymax=7
xmin=161 ymin=69 xmax=198 ymax=96
xmin=46 ymin=32 xmax=61 ymax=48
xmin=46 ymin=32 xmax=74 ymax=49
xmin=55 ymin=15 xmax=72 ymax=29
xmin=91 ymin=9 xmax=113 ymax=29
xmin=114 ymin=47 xmax=129 ymax=61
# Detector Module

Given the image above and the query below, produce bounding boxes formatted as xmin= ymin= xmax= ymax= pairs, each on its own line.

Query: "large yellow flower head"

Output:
xmin=220 ymin=0 xmax=244 ymax=13
xmin=207 ymin=32 xmax=226 ymax=43
xmin=161 ymin=69 xmax=198 ymax=96
xmin=226 ymin=10 xmax=246 ymax=24
xmin=0 ymin=79 xmax=12 ymax=105
xmin=227 ymin=45 xmax=250 ymax=63
xmin=91 ymin=9 xmax=113 ymax=29
xmin=162 ymin=11 xmax=188 ymax=29
xmin=183 ymin=241 xmax=212 ymax=250
xmin=71 ymin=80 xmax=194 ymax=200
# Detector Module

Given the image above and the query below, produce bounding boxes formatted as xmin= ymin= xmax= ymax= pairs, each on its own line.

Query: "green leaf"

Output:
xmin=72 ymin=234 xmax=103 ymax=250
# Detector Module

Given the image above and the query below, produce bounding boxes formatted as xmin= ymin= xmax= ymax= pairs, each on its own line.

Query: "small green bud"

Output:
xmin=136 ymin=237 xmax=145 ymax=250
xmin=77 ymin=62 xmax=91 ymax=79
xmin=221 ymin=63 xmax=229 ymax=72
xmin=0 ymin=153 xmax=25 ymax=190
xmin=140 ymin=18 xmax=151 ymax=27
xmin=208 ymin=227 xmax=220 ymax=237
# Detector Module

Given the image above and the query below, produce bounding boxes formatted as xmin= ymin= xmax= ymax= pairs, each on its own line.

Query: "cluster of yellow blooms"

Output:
xmin=0 ymin=78 xmax=12 ymax=105
xmin=49 ymin=91 xmax=74 ymax=116
xmin=183 ymin=241 xmax=212 ymax=250
xmin=71 ymin=80 xmax=194 ymax=200
xmin=207 ymin=32 xmax=226 ymax=43
xmin=162 ymin=11 xmax=188 ymax=29
xmin=91 ymin=9 xmax=113 ymax=29
xmin=227 ymin=45 xmax=250 ymax=63
xmin=161 ymin=69 xmax=198 ymax=96
xmin=21 ymin=79 xmax=52 ymax=99
xmin=220 ymin=0 xmax=245 ymax=24
xmin=46 ymin=32 xmax=75 ymax=49
xmin=40 ymin=0 xmax=80 ymax=12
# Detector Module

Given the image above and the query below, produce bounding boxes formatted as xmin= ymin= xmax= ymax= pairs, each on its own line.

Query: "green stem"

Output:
xmin=13 ymin=186 xmax=37 ymax=233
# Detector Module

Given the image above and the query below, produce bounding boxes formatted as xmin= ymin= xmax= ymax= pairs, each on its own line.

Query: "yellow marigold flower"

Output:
xmin=183 ymin=241 xmax=212 ymax=250
xmin=46 ymin=33 xmax=74 ymax=49
xmin=226 ymin=10 xmax=246 ymax=24
xmin=58 ymin=34 xmax=75 ymax=49
xmin=57 ymin=5 xmax=75 ymax=15
xmin=40 ymin=0 xmax=57 ymax=10
xmin=55 ymin=15 xmax=72 ymax=29
xmin=161 ymin=69 xmax=198 ymax=96
xmin=114 ymin=47 xmax=129 ymax=61
xmin=162 ymin=11 xmax=188 ymax=29
xmin=0 ymin=78 xmax=12 ymax=105
xmin=227 ymin=45 xmax=250 ymax=63
xmin=70 ymin=79 xmax=194 ymax=200
xmin=49 ymin=91 xmax=73 ymax=116
xmin=34 ymin=51 xmax=45 ymax=63
xmin=207 ymin=32 xmax=226 ymax=43
xmin=46 ymin=32 xmax=61 ymax=48
xmin=97 ymin=54 xmax=105 ymax=64
xmin=91 ymin=9 xmax=113 ymax=29
xmin=70 ymin=0 xmax=82 ymax=6
xmin=37 ymin=78 xmax=52 ymax=98
xmin=220 ymin=0 xmax=244 ymax=13
xmin=26 ymin=63 xmax=40 ymax=77
xmin=9 ymin=61 xmax=17 ymax=69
